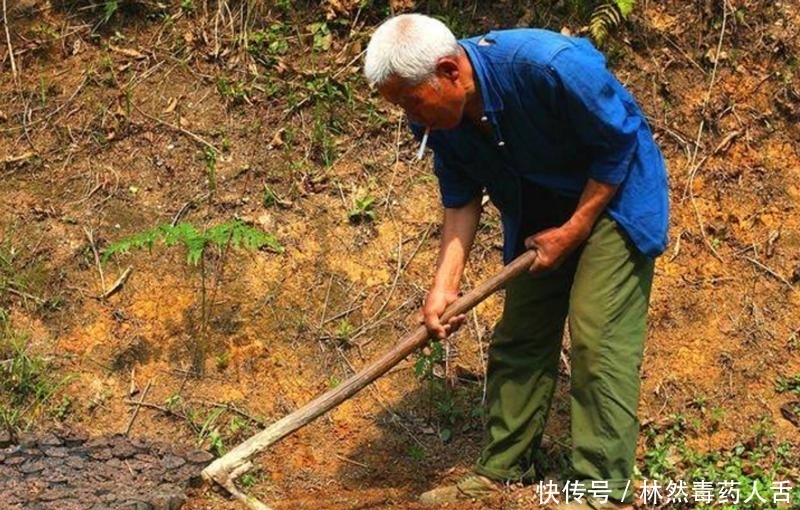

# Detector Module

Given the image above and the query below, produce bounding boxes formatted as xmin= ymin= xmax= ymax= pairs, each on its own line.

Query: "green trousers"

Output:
xmin=474 ymin=216 xmax=654 ymax=503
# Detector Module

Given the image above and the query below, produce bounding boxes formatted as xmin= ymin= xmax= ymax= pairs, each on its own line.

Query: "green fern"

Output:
xmin=590 ymin=0 xmax=636 ymax=45
xmin=102 ymin=220 xmax=282 ymax=266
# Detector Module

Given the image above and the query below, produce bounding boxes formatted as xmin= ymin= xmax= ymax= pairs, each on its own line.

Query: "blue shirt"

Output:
xmin=420 ymin=29 xmax=669 ymax=262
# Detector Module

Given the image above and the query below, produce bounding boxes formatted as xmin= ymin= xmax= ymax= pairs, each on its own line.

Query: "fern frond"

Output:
xmin=102 ymin=220 xmax=283 ymax=267
xmin=615 ymin=0 xmax=636 ymax=17
xmin=590 ymin=1 xmax=635 ymax=45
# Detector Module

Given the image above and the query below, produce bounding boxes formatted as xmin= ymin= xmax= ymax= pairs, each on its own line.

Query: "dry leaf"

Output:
xmin=109 ymin=44 xmax=146 ymax=60
xmin=163 ymin=97 xmax=178 ymax=114
xmin=268 ymin=128 xmax=286 ymax=149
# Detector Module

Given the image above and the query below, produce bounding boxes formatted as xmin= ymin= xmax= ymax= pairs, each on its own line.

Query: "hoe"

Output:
xmin=201 ymin=250 xmax=538 ymax=509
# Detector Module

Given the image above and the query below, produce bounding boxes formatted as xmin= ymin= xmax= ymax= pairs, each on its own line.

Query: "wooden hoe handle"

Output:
xmin=201 ymin=250 xmax=538 ymax=510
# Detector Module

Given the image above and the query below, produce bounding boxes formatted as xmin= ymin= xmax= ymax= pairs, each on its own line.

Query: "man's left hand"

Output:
xmin=523 ymin=223 xmax=588 ymax=273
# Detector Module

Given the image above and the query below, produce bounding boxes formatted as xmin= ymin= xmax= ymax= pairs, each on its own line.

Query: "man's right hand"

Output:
xmin=419 ymin=288 xmax=465 ymax=339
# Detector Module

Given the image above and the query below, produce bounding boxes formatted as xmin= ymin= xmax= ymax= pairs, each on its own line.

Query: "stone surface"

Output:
xmin=0 ymin=430 xmax=213 ymax=510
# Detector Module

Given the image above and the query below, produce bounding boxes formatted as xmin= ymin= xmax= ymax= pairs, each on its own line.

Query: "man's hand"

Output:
xmin=419 ymin=288 xmax=466 ymax=339
xmin=524 ymin=223 xmax=588 ymax=273
xmin=525 ymin=179 xmax=619 ymax=273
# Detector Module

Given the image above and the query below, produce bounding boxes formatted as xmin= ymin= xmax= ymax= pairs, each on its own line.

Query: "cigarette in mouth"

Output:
xmin=416 ymin=127 xmax=430 ymax=161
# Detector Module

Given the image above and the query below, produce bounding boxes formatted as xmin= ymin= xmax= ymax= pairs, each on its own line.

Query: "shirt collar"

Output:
xmin=460 ymin=35 xmax=504 ymax=115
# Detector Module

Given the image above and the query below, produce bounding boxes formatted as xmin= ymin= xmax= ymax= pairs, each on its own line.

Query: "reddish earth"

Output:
xmin=1 ymin=1 xmax=798 ymax=509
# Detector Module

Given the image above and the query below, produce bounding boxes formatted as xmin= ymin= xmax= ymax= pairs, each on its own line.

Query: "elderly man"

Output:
xmin=364 ymin=13 xmax=668 ymax=510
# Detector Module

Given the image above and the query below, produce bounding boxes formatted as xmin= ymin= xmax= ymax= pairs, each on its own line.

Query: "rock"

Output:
xmin=1 ymin=431 xmax=205 ymax=509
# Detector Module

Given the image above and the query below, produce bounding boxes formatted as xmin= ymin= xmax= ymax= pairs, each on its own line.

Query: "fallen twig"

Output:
xmin=3 ymin=152 xmax=37 ymax=167
xmin=2 ymin=0 xmax=17 ymax=82
xmin=84 ymin=227 xmax=106 ymax=293
xmin=7 ymin=286 xmax=45 ymax=304
xmin=99 ymin=265 xmax=133 ymax=300
xmin=124 ymin=379 xmax=152 ymax=436
xmin=349 ymin=234 xmax=404 ymax=346
xmin=744 ymin=256 xmax=795 ymax=291
xmin=123 ymin=399 xmax=188 ymax=421
xmin=334 ymin=453 xmax=370 ymax=469
xmin=134 ymin=105 xmax=220 ymax=154
xmin=683 ymin=0 xmax=728 ymax=262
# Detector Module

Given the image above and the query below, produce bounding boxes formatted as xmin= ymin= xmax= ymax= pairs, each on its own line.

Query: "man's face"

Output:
xmin=377 ymin=72 xmax=465 ymax=131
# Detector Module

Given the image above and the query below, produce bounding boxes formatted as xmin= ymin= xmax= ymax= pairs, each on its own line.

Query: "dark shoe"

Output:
xmin=419 ymin=474 xmax=501 ymax=504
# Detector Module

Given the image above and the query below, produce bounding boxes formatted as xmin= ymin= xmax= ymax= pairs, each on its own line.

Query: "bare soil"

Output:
xmin=1 ymin=1 xmax=799 ymax=509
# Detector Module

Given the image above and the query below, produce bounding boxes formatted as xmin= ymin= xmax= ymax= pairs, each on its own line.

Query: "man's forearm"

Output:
xmin=432 ymin=196 xmax=482 ymax=292
xmin=565 ymin=178 xmax=619 ymax=240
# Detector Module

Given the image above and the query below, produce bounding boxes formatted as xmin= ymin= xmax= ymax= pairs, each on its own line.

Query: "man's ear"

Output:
xmin=435 ymin=57 xmax=460 ymax=82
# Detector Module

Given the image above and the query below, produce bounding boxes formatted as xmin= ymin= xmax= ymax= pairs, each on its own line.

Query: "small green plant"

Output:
xmin=196 ymin=406 xmax=226 ymax=454
xmin=214 ymin=351 xmax=230 ymax=372
xmin=240 ymin=472 xmax=258 ymax=487
xmin=102 ymin=0 xmax=119 ymax=23
xmin=348 ymin=196 xmax=376 ymax=223
xmin=103 ymin=220 xmax=282 ymax=374
xmin=262 ymin=185 xmax=277 ymax=207
xmin=248 ymin=23 xmax=290 ymax=67
xmin=413 ymin=341 xmax=477 ymax=442
xmin=308 ymin=22 xmax=331 ymax=52
xmin=202 ymin=146 xmax=218 ymax=196
xmin=216 ymin=77 xmax=249 ymax=104
xmin=335 ymin=319 xmax=355 ymax=340
xmin=164 ymin=393 xmax=182 ymax=412
xmin=407 ymin=445 xmax=425 ymax=461
xmin=775 ymin=374 xmax=800 ymax=395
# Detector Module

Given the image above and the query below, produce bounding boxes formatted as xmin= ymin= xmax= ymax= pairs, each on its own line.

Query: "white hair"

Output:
xmin=364 ymin=14 xmax=459 ymax=87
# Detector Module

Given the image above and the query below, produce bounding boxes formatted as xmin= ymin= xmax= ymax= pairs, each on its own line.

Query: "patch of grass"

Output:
xmin=247 ymin=23 xmax=290 ymax=68
xmin=216 ymin=77 xmax=250 ymax=105
xmin=0 ymin=230 xmax=54 ymax=311
xmin=160 ymin=396 xmax=262 ymax=457
xmin=640 ymin=414 xmax=800 ymax=508
xmin=0 ymin=311 xmax=72 ymax=434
